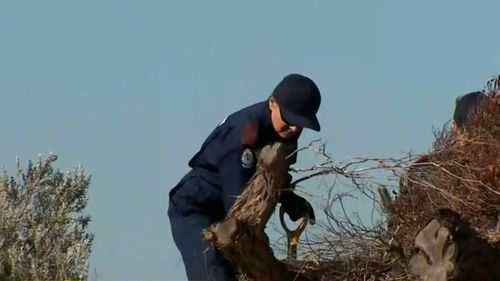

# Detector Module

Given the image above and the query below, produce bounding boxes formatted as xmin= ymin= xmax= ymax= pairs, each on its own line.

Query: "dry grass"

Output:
xmin=274 ymin=88 xmax=499 ymax=280
xmin=393 ymin=91 xmax=500 ymax=254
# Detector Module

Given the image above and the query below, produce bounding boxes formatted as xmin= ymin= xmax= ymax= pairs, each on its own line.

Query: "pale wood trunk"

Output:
xmin=202 ymin=142 xmax=309 ymax=281
xmin=379 ymin=189 xmax=500 ymax=281
xmin=408 ymin=209 xmax=500 ymax=281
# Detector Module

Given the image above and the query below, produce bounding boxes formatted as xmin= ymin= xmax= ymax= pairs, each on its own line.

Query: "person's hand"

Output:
xmin=279 ymin=191 xmax=315 ymax=225
xmin=282 ymin=172 xmax=297 ymax=191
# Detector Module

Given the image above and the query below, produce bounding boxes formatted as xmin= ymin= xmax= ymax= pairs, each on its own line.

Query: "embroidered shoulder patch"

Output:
xmin=241 ymin=148 xmax=255 ymax=168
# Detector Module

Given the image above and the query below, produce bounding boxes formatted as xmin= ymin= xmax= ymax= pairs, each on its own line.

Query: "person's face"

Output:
xmin=268 ymin=96 xmax=302 ymax=139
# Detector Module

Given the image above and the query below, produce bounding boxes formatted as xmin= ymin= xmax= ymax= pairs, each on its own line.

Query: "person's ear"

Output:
xmin=269 ymin=96 xmax=278 ymax=110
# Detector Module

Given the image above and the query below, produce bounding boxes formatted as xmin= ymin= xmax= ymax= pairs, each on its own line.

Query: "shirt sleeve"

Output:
xmin=218 ymin=145 xmax=256 ymax=213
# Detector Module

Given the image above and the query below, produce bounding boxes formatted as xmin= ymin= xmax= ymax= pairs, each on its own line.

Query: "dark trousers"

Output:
xmin=168 ymin=172 xmax=237 ymax=281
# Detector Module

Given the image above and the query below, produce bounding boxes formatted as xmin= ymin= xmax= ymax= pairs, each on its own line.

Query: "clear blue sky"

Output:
xmin=0 ymin=1 xmax=498 ymax=280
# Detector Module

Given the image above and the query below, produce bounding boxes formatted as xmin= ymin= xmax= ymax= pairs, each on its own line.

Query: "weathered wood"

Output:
xmin=378 ymin=186 xmax=396 ymax=233
xmin=409 ymin=219 xmax=456 ymax=281
xmin=202 ymin=142 xmax=310 ymax=281
xmin=409 ymin=209 xmax=500 ymax=281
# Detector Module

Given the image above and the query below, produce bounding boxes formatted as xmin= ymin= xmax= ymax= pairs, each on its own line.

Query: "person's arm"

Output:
xmin=218 ymin=121 xmax=258 ymax=213
xmin=218 ymin=146 xmax=256 ymax=212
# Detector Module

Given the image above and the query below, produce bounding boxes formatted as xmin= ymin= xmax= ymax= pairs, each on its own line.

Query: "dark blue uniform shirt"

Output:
xmin=171 ymin=101 xmax=299 ymax=217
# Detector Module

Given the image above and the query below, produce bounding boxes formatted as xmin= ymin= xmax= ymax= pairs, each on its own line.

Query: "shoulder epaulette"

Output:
xmin=241 ymin=121 xmax=258 ymax=147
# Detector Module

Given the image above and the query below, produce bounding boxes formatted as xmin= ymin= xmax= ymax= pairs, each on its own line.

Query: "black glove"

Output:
xmin=283 ymin=172 xmax=294 ymax=191
xmin=279 ymin=191 xmax=315 ymax=225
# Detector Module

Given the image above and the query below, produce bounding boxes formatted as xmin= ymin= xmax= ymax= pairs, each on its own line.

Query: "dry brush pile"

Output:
xmin=289 ymin=85 xmax=500 ymax=280
xmin=393 ymin=89 xmax=500 ymax=253
xmin=207 ymin=78 xmax=500 ymax=281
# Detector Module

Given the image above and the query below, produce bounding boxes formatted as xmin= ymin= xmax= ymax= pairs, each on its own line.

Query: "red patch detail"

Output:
xmin=414 ymin=155 xmax=429 ymax=164
xmin=241 ymin=121 xmax=258 ymax=147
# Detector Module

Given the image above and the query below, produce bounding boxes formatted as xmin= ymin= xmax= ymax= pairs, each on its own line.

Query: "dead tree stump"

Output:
xmin=202 ymin=142 xmax=309 ymax=281
xmin=409 ymin=209 xmax=500 ymax=281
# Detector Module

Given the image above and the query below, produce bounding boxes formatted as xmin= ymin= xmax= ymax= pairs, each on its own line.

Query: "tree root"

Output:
xmin=409 ymin=209 xmax=500 ymax=281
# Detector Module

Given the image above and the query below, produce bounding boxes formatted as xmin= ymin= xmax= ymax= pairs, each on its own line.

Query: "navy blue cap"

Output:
xmin=453 ymin=91 xmax=486 ymax=128
xmin=272 ymin=74 xmax=321 ymax=131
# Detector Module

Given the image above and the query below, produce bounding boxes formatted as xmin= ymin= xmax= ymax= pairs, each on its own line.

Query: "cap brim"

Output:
xmin=281 ymin=108 xmax=321 ymax=131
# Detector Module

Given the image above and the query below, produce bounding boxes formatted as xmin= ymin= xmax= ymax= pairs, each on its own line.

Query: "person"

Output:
xmin=400 ymin=90 xmax=487 ymax=194
xmin=451 ymin=91 xmax=486 ymax=136
xmin=167 ymin=73 xmax=322 ymax=281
